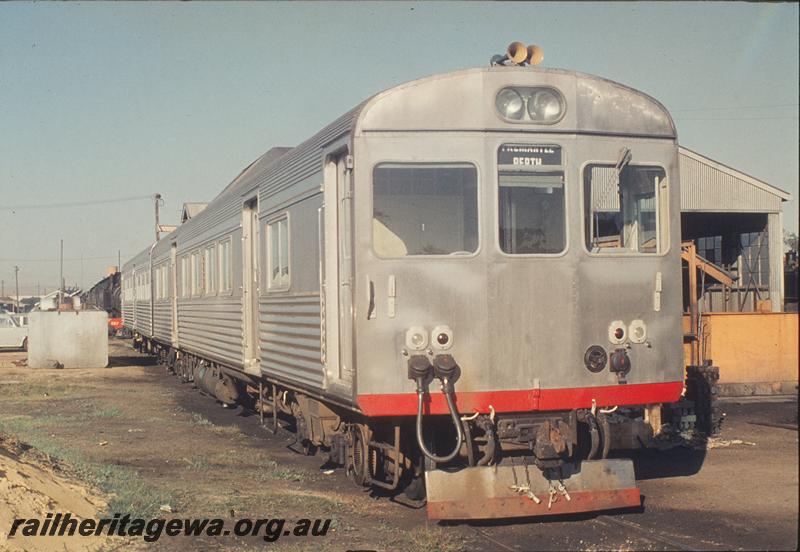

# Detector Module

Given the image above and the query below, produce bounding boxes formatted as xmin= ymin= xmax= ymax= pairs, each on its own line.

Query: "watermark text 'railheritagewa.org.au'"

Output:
xmin=8 ymin=513 xmax=331 ymax=543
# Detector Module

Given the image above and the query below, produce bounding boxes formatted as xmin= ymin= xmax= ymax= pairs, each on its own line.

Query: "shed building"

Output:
xmin=677 ymin=147 xmax=792 ymax=313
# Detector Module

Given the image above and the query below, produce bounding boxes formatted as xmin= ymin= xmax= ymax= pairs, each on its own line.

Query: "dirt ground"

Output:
xmin=0 ymin=340 xmax=797 ymax=551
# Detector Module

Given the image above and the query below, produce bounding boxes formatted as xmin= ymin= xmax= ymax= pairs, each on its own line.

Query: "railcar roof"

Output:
xmin=125 ymin=65 xmax=675 ymax=269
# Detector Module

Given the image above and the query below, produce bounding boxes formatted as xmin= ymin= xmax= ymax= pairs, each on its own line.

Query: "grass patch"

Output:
xmin=406 ymin=527 xmax=472 ymax=552
xmin=183 ymin=455 xmax=211 ymax=470
xmin=92 ymin=406 xmax=122 ymax=418
xmin=188 ymin=412 xmax=241 ymax=436
xmin=0 ymin=381 xmax=79 ymax=400
xmin=258 ymin=458 xmax=307 ymax=482
xmin=0 ymin=418 xmax=176 ymax=517
xmin=0 ymin=414 xmax=74 ymax=433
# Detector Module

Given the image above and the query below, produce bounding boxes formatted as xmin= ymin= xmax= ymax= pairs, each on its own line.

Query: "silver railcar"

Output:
xmin=123 ymin=55 xmax=683 ymax=520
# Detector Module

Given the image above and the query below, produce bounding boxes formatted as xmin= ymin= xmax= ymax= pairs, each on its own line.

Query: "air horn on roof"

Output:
xmin=490 ymin=42 xmax=544 ymax=66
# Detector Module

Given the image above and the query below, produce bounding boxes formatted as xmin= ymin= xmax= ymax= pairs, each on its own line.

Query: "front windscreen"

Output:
xmin=499 ymin=171 xmax=566 ymax=254
xmin=372 ymin=164 xmax=478 ymax=257
xmin=584 ymin=164 xmax=666 ymax=254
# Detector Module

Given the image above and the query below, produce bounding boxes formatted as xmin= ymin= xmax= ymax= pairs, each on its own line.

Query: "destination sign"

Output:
xmin=498 ymin=144 xmax=562 ymax=167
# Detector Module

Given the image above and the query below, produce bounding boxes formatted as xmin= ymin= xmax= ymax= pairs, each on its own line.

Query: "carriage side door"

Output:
xmin=170 ymin=242 xmax=178 ymax=346
xmin=242 ymin=197 xmax=261 ymax=375
xmin=322 ymin=151 xmax=354 ymax=394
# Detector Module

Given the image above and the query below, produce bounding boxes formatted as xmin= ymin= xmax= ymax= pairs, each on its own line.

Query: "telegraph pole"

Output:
xmin=60 ymin=239 xmax=64 ymax=304
xmin=14 ymin=266 xmax=19 ymax=313
xmin=154 ymin=193 xmax=163 ymax=242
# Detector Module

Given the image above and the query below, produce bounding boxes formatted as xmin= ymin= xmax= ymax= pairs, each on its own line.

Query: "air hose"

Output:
xmin=415 ymin=377 xmax=464 ymax=463
xmin=408 ymin=354 xmax=465 ymax=464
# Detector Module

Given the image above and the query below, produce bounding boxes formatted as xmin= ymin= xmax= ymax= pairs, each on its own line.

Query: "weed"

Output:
xmin=184 ymin=455 xmax=211 ymax=470
xmin=406 ymin=526 xmax=472 ymax=552
xmin=93 ymin=406 xmax=122 ymax=419
xmin=188 ymin=412 xmax=241 ymax=436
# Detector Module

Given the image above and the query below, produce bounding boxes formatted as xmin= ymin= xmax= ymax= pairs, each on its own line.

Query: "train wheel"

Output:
xmin=346 ymin=424 xmax=369 ymax=487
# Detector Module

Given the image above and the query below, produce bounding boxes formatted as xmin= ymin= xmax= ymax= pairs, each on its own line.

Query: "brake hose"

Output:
xmin=415 ymin=377 xmax=465 ymax=463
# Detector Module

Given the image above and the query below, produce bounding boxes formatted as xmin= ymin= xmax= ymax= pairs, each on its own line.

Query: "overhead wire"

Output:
xmin=1 ymin=194 xmax=152 ymax=211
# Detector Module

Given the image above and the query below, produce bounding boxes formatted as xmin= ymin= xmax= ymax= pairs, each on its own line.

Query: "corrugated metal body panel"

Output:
xmin=260 ymin=294 xmax=324 ymax=389
xmin=122 ymin=301 xmax=134 ymax=327
xmin=152 ymin=301 xmax=171 ymax=342
xmin=259 ymin=105 xmax=364 ymax=204
xmin=679 ymin=153 xmax=781 ymax=213
xmin=134 ymin=300 xmax=152 ymax=336
xmin=177 ymin=297 xmax=242 ymax=368
xmin=179 ymin=202 xmax=241 ymax=246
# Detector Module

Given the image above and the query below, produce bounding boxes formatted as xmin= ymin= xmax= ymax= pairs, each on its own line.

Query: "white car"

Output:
xmin=0 ymin=312 xmax=27 ymax=350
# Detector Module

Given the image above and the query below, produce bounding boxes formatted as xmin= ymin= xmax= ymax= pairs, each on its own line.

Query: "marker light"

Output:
xmin=608 ymin=320 xmax=627 ymax=345
xmin=629 ymin=320 xmax=647 ymax=344
xmin=405 ymin=326 xmax=428 ymax=351
xmin=431 ymin=325 xmax=454 ymax=350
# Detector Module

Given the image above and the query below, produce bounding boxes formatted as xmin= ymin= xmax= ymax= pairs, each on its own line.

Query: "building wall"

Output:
xmin=679 ymin=150 xmax=783 ymax=213
xmin=684 ymin=312 xmax=798 ymax=395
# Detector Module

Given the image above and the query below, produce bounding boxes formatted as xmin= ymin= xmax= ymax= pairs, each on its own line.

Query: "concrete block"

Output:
xmin=28 ymin=310 xmax=108 ymax=368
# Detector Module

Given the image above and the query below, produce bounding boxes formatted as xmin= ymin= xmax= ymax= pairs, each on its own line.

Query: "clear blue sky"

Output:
xmin=1 ymin=1 xmax=797 ymax=294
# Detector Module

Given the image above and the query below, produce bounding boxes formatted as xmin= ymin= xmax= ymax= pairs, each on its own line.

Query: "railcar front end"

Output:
xmin=349 ymin=63 xmax=683 ymax=519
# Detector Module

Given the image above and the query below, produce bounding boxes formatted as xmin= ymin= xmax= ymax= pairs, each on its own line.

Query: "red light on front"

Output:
xmin=614 ymin=327 xmax=625 ymax=340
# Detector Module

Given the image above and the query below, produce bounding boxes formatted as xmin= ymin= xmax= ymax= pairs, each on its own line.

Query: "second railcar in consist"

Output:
xmin=123 ymin=44 xmax=684 ymax=519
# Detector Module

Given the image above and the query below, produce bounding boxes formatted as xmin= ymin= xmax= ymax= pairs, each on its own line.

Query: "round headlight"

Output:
xmin=527 ymin=89 xmax=563 ymax=122
xmin=496 ymin=88 xmax=524 ymax=120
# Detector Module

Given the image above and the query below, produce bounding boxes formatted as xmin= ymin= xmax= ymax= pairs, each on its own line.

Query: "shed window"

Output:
xmin=372 ymin=164 xmax=478 ymax=257
xmin=267 ymin=217 xmax=290 ymax=290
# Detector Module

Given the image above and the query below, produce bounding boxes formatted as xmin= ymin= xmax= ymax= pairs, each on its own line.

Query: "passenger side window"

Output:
xmin=191 ymin=251 xmax=202 ymax=297
xmin=218 ymin=239 xmax=232 ymax=293
xmin=204 ymin=246 xmax=216 ymax=295
xmin=267 ymin=217 xmax=290 ymax=290
xmin=180 ymin=256 xmax=190 ymax=298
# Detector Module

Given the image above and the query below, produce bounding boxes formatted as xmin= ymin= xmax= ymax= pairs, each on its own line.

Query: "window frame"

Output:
xmin=580 ymin=160 xmax=670 ymax=257
xmin=369 ymin=161 xmax=482 ymax=259
xmin=494 ymin=143 xmax=569 ymax=258
xmin=190 ymin=250 xmax=202 ymax=297
xmin=179 ymin=255 xmax=190 ymax=298
xmin=217 ymin=237 xmax=233 ymax=295
xmin=266 ymin=214 xmax=291 ymax=292
xmin=203 ymin=245 xmax=217 ymax=296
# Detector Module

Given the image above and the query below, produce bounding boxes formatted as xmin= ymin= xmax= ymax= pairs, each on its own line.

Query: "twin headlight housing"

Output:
xmin=608 ymin=319 xmax=647 ymax=345
xmin=405 ymin=325 xmax=453 ymax=351
xmin=495 ymin=86 xmax=565 ymax=124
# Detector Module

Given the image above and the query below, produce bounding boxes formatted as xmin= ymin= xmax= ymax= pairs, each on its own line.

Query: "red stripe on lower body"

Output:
xmin=357 ymin=381 xmax=683 ymax=416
